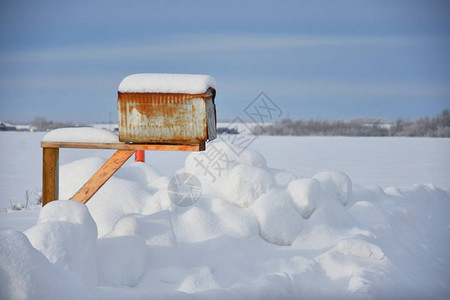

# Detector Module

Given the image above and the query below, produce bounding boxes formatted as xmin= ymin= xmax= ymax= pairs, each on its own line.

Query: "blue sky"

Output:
xmin=1 ymin=0 xmax=449 ymax=123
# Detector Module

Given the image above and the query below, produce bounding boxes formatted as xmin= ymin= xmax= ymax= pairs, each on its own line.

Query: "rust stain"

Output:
xmin=118 ymin=89 xmax=216 ymax=144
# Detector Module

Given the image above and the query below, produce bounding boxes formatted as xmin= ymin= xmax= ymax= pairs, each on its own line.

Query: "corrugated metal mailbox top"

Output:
xmin=118 ymin=73 xmax=217 ymax=145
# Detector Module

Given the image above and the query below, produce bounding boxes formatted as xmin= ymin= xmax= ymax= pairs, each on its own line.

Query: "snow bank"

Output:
xmin=42 ymin=127 xmax=119 ymax=143
xmin=118 ymin=73 xmax=216 ymax=94
xmin=1 ymin=140 xmax=450 ymax=299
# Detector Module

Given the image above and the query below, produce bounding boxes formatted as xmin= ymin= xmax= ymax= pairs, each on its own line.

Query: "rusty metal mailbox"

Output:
xmin=118 ymin=73 xmax=217 ymax=144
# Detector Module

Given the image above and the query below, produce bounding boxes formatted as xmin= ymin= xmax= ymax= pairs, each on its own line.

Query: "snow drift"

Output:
xmin=1 ymin=141 xmax=449 ymax=299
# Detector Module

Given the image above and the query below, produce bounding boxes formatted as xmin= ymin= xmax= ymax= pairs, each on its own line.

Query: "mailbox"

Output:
xmin=118 ymin=73 xmax=217 ymax=144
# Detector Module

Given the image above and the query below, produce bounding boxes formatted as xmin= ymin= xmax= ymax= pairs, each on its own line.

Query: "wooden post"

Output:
xmin=71 ymin=150 xmax=135 ymax=204
xmin=42 ymin=147 xmax=59 ymax=206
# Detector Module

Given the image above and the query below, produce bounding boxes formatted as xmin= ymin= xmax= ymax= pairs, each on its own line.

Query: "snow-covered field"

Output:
xmin=1 ymin=131 xmax=449 ymax=299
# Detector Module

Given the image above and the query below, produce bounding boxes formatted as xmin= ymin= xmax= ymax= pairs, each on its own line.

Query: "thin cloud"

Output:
xmin=0 ymin=76 xmax=116 ymax=91
xmin=220 ymin=77 xmax=450 ymax=98
xmin=0 ymin=34 xmax=436 ymax=64
xmin=2 ymin=74 xmax=449 ymax=99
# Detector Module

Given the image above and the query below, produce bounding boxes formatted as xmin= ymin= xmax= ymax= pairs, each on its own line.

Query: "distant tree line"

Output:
xmin=4 ymin=110 xmax=450 ymax=137
xmin=389 ymin=110 xmax=450 ymax=137
xmin=252 ymin=110 xmax=450 ymax=137
xmin=31 ymin=117 xmax=87 ymax=131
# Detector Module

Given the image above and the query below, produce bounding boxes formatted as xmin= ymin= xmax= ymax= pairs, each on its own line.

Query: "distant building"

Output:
xmin=0 ymin=122 xmax=37 ymax=132
xmin=15 ymin=125 xmax=37 ymax=132
xmin=0 ymin=122 xmax=17 ymax=131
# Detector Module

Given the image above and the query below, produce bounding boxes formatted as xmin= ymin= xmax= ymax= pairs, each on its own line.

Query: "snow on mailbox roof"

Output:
xmin=118 ymin=73 xmax=216 ymax=94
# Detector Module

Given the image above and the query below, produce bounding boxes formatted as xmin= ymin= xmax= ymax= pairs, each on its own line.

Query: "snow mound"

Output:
xmin=313 ymin=171 xmax=352 ymax=205
xmin=288 ymin=178 xmax=322 ymax=219
xmin=224 ymin=164 xmax=275 ymax=208
xmin=235 ymin=148 xmax=268 ymax=168
xmin=173 ymin=206 xmax=221 ymax=243
xmin=335 ymin=238 xmax=385 ymax=259
xmin=24 ymin=201 xmax=98 ymax=287
xmin=37 ymin=198 xmax=98 ymax=230
xmin=59 ymin=157 xmax=106 ymax=200
xmin=86 ymin=177 xmax=149 ymax=237
xmin=42 ymin=127 xmax=119 ymax=143
xmin=0 ymin=230 xmax=87 ymax=300
xmin=316 ymin=237 xmax=391 ymax=297
xmin=273 ymin=170 xmax=297 ymax=187
xmin=210 ymin=198 xmax=259 ymax=239
xmin=252 ymin=189 xmax=303 ymax=246
xmin=348 ymin=199 xmax=388 ymax=226
xmin=97 ymin=216 xmax=147 ymax=288
xmin=118 ymin=73 xmax=216 ymax=94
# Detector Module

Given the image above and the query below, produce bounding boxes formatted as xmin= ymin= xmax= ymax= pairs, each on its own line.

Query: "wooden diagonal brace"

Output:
xmin=70 ymin=150 xmax=135 ymax=204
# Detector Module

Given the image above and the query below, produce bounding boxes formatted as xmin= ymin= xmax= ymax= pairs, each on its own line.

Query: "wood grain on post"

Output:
xmin=42 ymin=147 xmax=59 ymax=206
xmin=70 ymin=150 xmax=135 ymax=204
